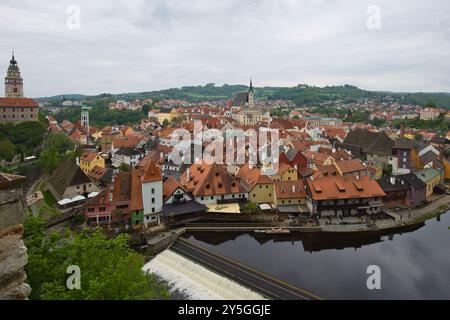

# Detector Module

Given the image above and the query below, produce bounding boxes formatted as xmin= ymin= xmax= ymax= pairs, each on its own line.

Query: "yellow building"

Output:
xmin=444 ymin=158 xmax=450 ymax=182
xmin=271 ymin=163 xmax=298 ymax=182
xmin=79 ymin=151 xmax=105 ymax=175
xmin=158 ymin=108 xmax=178 ymax=125
xmin=415 ymin=168 xmax=441 ymax=199
xmin=237 ymin=164 xmax=275 ymax=204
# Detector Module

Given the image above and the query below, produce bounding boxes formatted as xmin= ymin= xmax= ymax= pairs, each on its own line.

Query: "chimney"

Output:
xmin=292 ymin=184 xmax=296 ymax=193
xmin=186 ymin=167 xmax=190 ymax=180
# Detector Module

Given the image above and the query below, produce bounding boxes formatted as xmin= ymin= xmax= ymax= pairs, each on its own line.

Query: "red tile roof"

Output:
xmin=306 ymin=176 xmax=385 ymax=201
xmin=142 ymin=162 xmax=163 ymax=183
xmin=274 ymin=180 xmax=306 ymax=199
xmin=0 ymin=98 xmax=38 ymax=108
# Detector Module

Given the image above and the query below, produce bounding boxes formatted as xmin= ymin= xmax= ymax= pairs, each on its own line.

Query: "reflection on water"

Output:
xmin=184 ymin=212 xmax=450 ymax=300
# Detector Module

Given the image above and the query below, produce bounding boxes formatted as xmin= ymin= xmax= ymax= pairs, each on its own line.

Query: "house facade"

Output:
xmin=305 ymin=176 xmax=385 ymax=218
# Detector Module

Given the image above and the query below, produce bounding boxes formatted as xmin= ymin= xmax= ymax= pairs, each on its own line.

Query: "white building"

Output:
xmin=141 ymin=162 xmax=163 ymax=226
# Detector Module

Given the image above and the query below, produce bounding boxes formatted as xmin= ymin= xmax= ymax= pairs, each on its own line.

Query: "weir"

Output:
xmin=145 ymin=237 xmax=321 ymax=300
xmin=143 ymin=249 xmax=266 ymax=300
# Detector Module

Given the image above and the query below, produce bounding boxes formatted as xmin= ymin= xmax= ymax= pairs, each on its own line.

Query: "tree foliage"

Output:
xmin=0 ymin=139 xmax=16 ymax=161
xmin=0 ymin=121 xmax=46 ymax=156
xmin=24 ymin=215 xmax=169 ymax=300
xmin=38 ymin=133 xmax=76 ymax=174
xmin=241 ymin=202 xmax=261 ymax=215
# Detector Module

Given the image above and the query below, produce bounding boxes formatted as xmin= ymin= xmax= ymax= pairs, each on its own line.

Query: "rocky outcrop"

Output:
xmin=0 ymin=224 xmax=31 ymax=300
xmin=0 ymin=173 xmax=30 ymax=300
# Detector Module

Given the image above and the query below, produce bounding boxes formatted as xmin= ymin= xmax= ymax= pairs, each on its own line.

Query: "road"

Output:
xmin=170 ymin=237 xmax=321 ymax=300
xmin=388 ymin=194 xmax=450 ymax=223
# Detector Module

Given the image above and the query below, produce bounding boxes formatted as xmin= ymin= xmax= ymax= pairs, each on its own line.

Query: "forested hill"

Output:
xmin=37 ymin=83 xmax=450 ymax=108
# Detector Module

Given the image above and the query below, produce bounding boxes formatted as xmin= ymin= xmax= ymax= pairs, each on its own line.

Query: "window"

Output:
xmin=152 ymin=198 xmax=155 ymax=204
xmin=151 ymin=188 xmax=155 ymax=194
xmin=152 ymin=208 xmax=155 ymax=213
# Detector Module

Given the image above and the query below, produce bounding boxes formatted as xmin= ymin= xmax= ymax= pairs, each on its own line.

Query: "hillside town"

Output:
xmin=1 ymin=54 xmax=448 ymax=238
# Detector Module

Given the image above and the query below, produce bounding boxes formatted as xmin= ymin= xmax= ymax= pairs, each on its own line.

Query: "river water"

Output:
xmin=184 ymin=212 xmax=450 ymax=300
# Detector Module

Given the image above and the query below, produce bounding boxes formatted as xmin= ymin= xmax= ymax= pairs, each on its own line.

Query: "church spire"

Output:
xmin=249 ymin=77 xmax=254 ymax=93
xmin=5 ymin=50 xmax=23 ymax=98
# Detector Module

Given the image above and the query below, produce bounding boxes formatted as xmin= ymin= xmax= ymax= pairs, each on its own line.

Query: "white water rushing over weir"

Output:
xmin=143 ymin=249 xmax=266 ymax=300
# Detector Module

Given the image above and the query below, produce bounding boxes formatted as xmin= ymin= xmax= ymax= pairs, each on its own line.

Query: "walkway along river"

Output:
xmin=182 ymin=211 xmax=450 ymax=299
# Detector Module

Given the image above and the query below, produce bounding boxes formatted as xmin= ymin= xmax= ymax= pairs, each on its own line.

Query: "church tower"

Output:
xmin=5 ymin=51 xmax=23 ymax=98
xmin=248 ymin=78 xmax=255 ymax=109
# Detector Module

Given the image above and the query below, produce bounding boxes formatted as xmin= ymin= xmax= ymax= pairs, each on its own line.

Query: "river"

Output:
xmin=183 ymin=212 xmax=450 ymax=299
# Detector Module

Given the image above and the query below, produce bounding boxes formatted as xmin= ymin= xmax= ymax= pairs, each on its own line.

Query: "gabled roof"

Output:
xmin=142 ymin=162 xmax=163 ymax=183
xmin=0 ymin=173 xmax=25 ymax=190
xmin=419 ymin=150 xmax=438 ymax=165
xmin=415 ymin=168 xmax=440 ymax=183
xmin=181 ymin=162 xmax=245 ymax=196
xmin=47 ymin=158 xmax=91 ymax=199
xmin=274 ymin=180 xmax=306 ymax=199
xmin=163 ymin=175 xmax=188 ymax=200
xmin=130 ymin=167 xmax=143 ymax=211
xmin=236 ymin=164 xmax=273 ymax=191
xmin=334 ymin=159 xmax=366 ymax=174
xmin=344 ymin=129 xmax=394 ymax=156
xmin=81 ymin=151 xmax=99 ymax=163
xmin=393 ymin=138 xmax=413 ymax=150
xmin=306 ymin=176 xmax=385 ymax=201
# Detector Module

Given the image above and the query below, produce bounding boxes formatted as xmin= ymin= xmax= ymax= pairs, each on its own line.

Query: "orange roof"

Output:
xmin=88 ymin=166 xmax=105 ymax=180
xmin=334 ymin=159 xmax=366 ymax=174
xmin=236 ymin=164 xmax=273 ymax=191
xmin=81 ymin=151 xmax=98 ymax=162
xmin=303 ymin=151 xmax=332 ymax=165
xmin=274 ymin=180 xmax=306 ymax=199
xmin=0 ymin=98 xmax=38 ymax=108
xmin=306 ymin=176 xmax=385 ymax=201
xmin=112 ymin=135 xmax=143 ymax=149
xmin=130 ymin=167 xmax=143 ymax=211
xmin=163 ymin=175 xmax=185 ymax=199
xmin=180 ymin=162 xmax=244 ymax=197
xmin=277 ymin=162 xmax=293 ymax=175
xmin=142 ymin=162 xmax=162 ymax=183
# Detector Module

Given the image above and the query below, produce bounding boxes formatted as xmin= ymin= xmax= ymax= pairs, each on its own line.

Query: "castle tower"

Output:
xmin=248 ymin=78 xmax=255 ymax=109
xmin=5 ymin=51 xmax=23 ymax=98
xmin=81 ymin=106 xmax=90 ymax=134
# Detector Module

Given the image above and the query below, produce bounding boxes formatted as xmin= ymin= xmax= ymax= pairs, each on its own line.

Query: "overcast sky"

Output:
xmin=1 ymin=0 xmax=449 ymax=97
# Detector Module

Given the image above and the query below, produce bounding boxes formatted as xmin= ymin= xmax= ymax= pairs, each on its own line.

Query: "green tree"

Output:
xmin=162 ymin=119 xmax=170 ymax=128
xmin=24 ymin=217 xmax=169 ymax=300
xmin=119 ymin=163 xmax=130 ymax=172
xmin=241 ymin=202 xmax=261 ymax=215
xmin=0 ymin=139 xmax=16 ymax=162
xmin=142 ymin=104 xmax=153 ymax=116
xmin=425 ymin=101 xmax=436 ymax=108
xmin=38 ymin=133 xmax=75 ymax=174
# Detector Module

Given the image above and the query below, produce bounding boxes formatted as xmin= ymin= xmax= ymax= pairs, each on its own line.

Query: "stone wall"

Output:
xmin=0 ymin=186 xmax=25 ymax=230
xmin=0 ymin=225 xmax=31 ymax=299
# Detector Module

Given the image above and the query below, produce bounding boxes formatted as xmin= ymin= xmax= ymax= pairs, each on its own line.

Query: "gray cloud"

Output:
xmin=0 ymin=0 xmax=449 ymax=97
